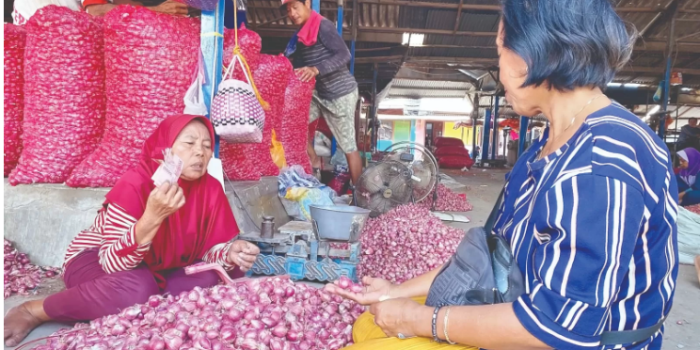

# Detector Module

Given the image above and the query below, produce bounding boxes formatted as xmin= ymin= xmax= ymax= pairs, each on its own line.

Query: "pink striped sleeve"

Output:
xmin=202 ymin=242 xmax=236 ymax=271
xmin=97 ymin=204 xmax=152 ymax=273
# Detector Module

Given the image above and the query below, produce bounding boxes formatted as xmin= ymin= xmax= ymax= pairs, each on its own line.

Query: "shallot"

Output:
xmin=27 ymin=276 xmax=365 ymax=350
xmin=358 ymin=204 xmax=464 ymax=283
xmin=417 ymin=183 xmax=473 ymax=212
xmin=4 ymin=239 xmax=61 ymax=299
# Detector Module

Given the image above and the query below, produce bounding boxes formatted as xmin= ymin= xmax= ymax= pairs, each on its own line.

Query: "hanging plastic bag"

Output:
xmin=270 ymin=129 xmax=287 ymax=170
xmin=184 ymin=50 xmax=208 ymax=116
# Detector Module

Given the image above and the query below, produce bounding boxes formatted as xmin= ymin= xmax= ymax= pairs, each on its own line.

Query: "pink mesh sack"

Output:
xmin=253 ymin=54 xmax=293 ymax=177
xmin=9 ymin=7 xmax=105 ymax=185
xmin=220 ymin=53 xmax=292 ymax=179
xmin=4 ymin=24 xmax=26 ymax=177
xmin=67 ymin=6 xmax=199 ymax=187
xmin=279 ymin=73 xmax=315 ymax=174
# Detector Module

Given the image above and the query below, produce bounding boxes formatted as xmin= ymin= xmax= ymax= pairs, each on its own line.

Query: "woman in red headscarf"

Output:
xmin=4 ymin=115 xmax=260 ymax=347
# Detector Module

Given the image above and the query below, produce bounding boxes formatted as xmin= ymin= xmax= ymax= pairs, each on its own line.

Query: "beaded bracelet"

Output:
xmin=432 ymin=306 xmax=442 ymax=342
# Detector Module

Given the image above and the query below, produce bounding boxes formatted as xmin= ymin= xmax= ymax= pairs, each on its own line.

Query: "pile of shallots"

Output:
xmin=4 ymin=239 xmax=60 ymax=299
xmin=30 ymin=276 xmax=364 ymax=350
xmin=358 ymin=204 xmax=464 ymax=284
xmin=685 ymin=204 xmax=700 ymax=215
xmin=417 ymin=184 xmax=473 ymax=212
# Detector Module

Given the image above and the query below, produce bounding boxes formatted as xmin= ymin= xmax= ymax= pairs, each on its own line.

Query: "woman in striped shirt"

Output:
xmin=329 ymin=1 xmax=679 ymax=349
xmin=4 ymin=115 xmax=259 ymax=347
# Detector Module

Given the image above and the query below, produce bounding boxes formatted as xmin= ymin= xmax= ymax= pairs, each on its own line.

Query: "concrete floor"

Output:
xmin=4 ymin=169 xmax=700 ymax=349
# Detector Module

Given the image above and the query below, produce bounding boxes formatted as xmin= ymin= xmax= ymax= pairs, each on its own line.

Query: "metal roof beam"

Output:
xmin=362 ymin=26 xmax=496 ymax=37
xmin=453 ymin=0 xmax=465 ymax=34
xmin=638 ymin=0 xmax=681 ymax=38
xmin=635 ymin=41 xmax=700 ymax=53
xmin=394 ymin=68 xmax=475 ymax=82
xmin=621 ymin=66 xmax=700 ymax=75
xmin=345 ymin=0 xmax=699 ymax=13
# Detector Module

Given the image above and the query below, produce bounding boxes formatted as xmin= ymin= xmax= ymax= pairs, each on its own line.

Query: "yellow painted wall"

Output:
xmin=443 ymin=122 xmax=474 ymax=147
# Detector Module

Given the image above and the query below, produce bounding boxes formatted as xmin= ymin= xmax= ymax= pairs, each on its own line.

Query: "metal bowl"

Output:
xmin=309 ymin=205 xmax=371 ymax=242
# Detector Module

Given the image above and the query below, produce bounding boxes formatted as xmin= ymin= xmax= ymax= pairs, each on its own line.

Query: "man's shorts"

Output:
xmin=309 ymin=88 xmax=359 ymax=153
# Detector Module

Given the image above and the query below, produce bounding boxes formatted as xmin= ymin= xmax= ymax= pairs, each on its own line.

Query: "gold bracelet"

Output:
xmin=444 ymin=306 xmax=457 ymax=345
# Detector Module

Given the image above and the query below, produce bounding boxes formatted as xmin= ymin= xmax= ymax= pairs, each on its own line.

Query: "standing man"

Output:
xmin=283 ymin=0 xmax=362 ymax=185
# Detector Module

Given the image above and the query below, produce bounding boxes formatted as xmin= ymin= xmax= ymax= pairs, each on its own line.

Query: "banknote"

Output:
xmin=152 ymin=148 xmax=183 ymax=186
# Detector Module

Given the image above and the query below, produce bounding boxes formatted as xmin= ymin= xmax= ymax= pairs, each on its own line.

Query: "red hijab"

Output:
xmin=105 ymin=115 xmax=239 ymax=287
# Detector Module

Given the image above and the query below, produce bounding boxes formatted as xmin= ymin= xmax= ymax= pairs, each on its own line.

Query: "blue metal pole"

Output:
xmin=350 ymin=41 xmax=356 ymax=75
xmin=370 ymin=64 xmax=378 ymax=152
xmin=518 ymin=116 xmax=529 ymax=157
xmin=658 ymin=5 xmax=677 ymax=141
xmin=659 ymin=59 xmax=671 ymax=141
xmin=312 ymin=0 xmax=320 ymax=12
xmin=491 ymin=97 xmax=499 ymax=160
xmin=336 ymin=1 xmax=344 ymax=34
xmin=201 ymin=0 xmax=226 ymax=158
xmin=482 ymin=108 xmax=492 ymax=162
xmin=471 ymin=94 xmax=478 ymax=159
xmin=330 ymin=0 xmax=344 ymax=156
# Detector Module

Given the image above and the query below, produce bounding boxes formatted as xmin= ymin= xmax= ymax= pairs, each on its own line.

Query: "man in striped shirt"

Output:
xmin=284 ymin=0 xmax=362 ymax=185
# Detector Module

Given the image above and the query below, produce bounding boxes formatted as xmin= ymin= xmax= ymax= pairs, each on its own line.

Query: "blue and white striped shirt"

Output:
xmin=495 ymin=103 xmax=679 ymax=350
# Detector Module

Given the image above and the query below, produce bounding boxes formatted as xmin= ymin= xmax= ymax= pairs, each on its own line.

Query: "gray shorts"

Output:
xmin=309 ymin=89 xmax=359 ymax=153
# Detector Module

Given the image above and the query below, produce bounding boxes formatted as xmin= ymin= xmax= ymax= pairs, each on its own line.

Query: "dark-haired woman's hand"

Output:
xmin=145 ymin=181 xmax=186 ymax=222
xmin=150 ymin=1 xmax=189 ymax=16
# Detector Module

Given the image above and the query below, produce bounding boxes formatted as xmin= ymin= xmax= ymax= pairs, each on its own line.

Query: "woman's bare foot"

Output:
xmin=695 ymin=256 xmax=700 ymax=287
xmin=4 ymin=300 xmax=49 ymax=347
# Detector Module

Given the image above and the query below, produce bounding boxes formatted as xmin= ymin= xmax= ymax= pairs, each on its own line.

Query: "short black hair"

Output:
xmin=690 ymin=117 xmax=698 ymax=122
xmin=501 ymin=0 xmax=635 ymax=91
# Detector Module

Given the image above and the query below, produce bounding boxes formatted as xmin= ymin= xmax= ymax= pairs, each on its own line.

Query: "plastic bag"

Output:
xmin=270 ymin=130 xmax=287 ymax=170
xmin=67 ymin=6 xmax=199 ymax=187
xmin=9 ymin=7 xmax=105 ymax=185
xmin=278 ymin=165 xmax=322 ymax=191
xmin=4 ymin=24 xmax=26 ymax=177
xmin=283 ymin=187 xmax=334 ymax=221
xmin=278 ymin=166 xmax=331 ymax=221
xmin=183 ymin=51 xmax=208 ymax=116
